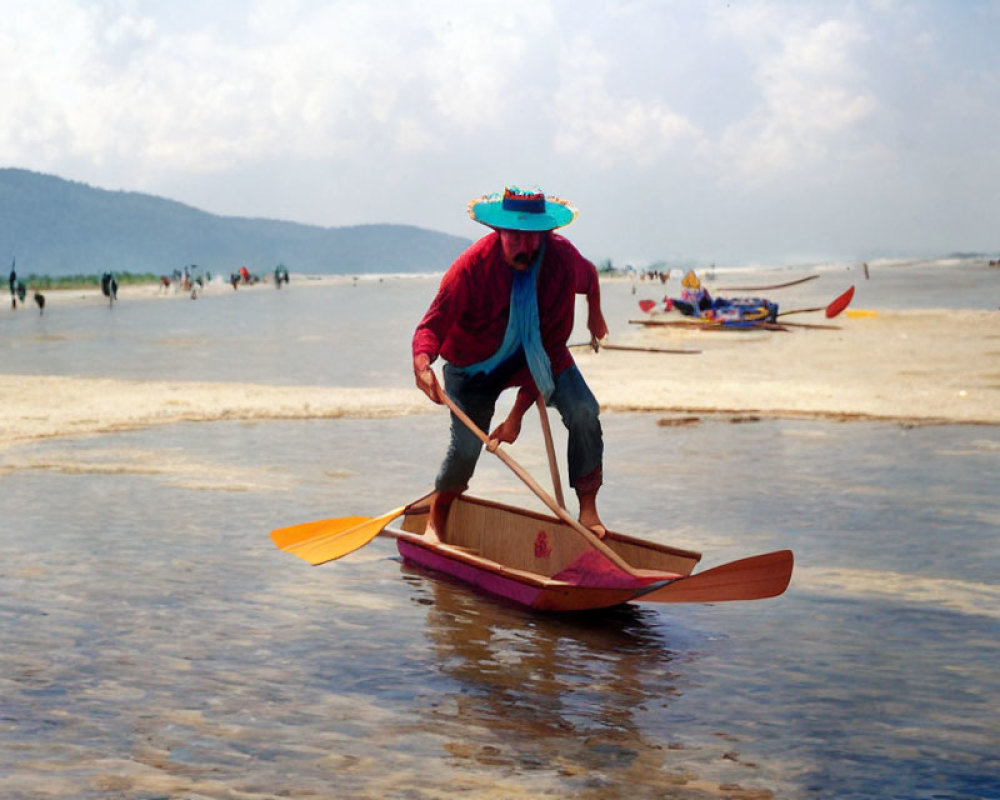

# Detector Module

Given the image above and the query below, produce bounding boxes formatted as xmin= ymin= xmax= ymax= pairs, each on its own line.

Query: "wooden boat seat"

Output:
xmin=632 ymin=567 xmax=684 ymax=580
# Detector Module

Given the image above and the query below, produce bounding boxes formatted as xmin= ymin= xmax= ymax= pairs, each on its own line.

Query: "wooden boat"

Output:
xmin=375 ymin=494 xmax=792 ymax=613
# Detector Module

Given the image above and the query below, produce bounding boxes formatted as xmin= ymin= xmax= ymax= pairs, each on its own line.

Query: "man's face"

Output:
xmin=499 ymin=229 xmax=546 ymax=271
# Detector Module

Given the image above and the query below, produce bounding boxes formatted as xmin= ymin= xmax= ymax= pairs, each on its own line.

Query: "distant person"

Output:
xmin=100 ymin=271 xmax=118 ymax=304
xmin=412 ymin=185 xmax=608 ymax=543
xmin=34 ymin=292 xmax=45 ymax=314
xmin=9 ymin=261 xmax=16 ymax=309
xmin=16 ymin=281 xmax=26 ymax=305
xmin=672 ymin=270 xmax=713 ymax=317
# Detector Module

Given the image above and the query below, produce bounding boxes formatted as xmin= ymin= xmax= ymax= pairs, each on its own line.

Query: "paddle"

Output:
xmin=716 ymin=274 xmax=819 ymax=292
xmin=274 ymin=382 xmax=637 ymax=574
xmin=535 ymin=395 xmax=565 ymax=509
xmin=776 ymin=320 xmax=841 ymax=330
xmin=271 ymin=506 xmax=407 ymax=566
xmin=569 ymin=342 xmax=701 ymax=355
xmin=638 ymin=299 xmax=657 ymax=313
xmin=777 ymin=285 xmax=855 ymax=319
xmin=637 ymin=549 xmax=793 ymax=603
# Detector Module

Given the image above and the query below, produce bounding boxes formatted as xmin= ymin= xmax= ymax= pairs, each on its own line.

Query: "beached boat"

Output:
xmin=273 ymin=493 xmax=794 ymax=613
xmin=636 ymin=284 xmax=854 ymax=331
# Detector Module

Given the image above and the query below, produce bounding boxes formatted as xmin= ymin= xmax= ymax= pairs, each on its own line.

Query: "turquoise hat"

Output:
xmin=468 ymin=185 xmax=577 ymax=231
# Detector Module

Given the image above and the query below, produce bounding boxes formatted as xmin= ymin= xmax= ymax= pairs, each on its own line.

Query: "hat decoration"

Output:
xmin=468 ymin=185 xmax=577 ymax=231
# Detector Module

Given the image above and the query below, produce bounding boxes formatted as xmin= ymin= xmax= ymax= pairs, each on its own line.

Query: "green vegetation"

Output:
xmin=21 ymin=272 xmax=160 ymax=290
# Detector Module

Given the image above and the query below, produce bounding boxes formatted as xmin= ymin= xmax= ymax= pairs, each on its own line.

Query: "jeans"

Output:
xmin=435 ymin=354 xmax=603 ymax=495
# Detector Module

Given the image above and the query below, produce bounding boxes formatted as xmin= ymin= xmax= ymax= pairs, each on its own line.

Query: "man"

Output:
xmin=412 ymin=185 xmax=608 ymax=543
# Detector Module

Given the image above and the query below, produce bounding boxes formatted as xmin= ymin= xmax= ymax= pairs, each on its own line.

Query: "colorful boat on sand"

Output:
xmin=651 ymin=270 xmax=781 ymax=324
xmin=380 ymin=494 xmax=793 ymax=613
xmin=636 ymin=282 xmax=855 ymax=332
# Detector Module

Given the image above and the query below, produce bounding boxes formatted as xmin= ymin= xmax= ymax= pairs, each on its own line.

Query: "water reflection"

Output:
xmin=2 ymin=414 xmax=996 ymax=798
xmin=402 ymin=565 xmax=772 ymax=796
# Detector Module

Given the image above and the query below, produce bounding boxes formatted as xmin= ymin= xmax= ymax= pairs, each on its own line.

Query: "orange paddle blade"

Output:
xmin=270 ymin=507 xmax=406 ymax=566
xmin=638 ymin=549 xmax=793 ymax=603
xmin=826 ymin=285 xmax=855 ymax=318
xmin=270 ymin=516 xmax=369 ymax=549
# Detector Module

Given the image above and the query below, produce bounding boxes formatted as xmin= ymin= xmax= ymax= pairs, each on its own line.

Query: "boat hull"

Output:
xmin=396 ymin=537 xmax=675 ymax=612
xmin=386 ymin=494 xmax=701 ymax=612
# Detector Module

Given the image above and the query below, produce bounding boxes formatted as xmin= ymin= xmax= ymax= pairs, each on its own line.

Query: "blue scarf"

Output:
xmin=464 ymin=244 xmax=555 ymax=401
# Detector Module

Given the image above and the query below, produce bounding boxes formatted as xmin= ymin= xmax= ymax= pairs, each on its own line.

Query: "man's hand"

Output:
xmin=588 ymin=308 xmax=609 ymax=342
xmin=488 ymin=412 xmax=523 ymax=449
xmin=413 ymin=352 xmax=443 ymax=404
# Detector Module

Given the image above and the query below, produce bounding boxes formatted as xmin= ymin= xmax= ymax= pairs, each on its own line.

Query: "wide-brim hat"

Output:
xmin=468 ymin=185 xmax=577 ymax=231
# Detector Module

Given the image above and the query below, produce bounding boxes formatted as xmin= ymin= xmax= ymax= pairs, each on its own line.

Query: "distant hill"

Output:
xmin=0 ymin=168 xmax=471 ymax=277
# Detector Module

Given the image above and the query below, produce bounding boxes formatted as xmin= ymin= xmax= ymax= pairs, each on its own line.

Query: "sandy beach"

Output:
xmin=2 ymin=277 xmax=997 ymax=452
xmin=585 ymin=307 xmax=999 ymax=425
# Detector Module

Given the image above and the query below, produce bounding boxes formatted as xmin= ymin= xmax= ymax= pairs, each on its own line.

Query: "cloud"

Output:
xmin=715 ymin=11 xmax=876 ymax=184
xmin=0 ymin=2 xmax=566 ymax=173
xmin=0 ymin=1 xmax=997 ymax=260
xmin=552 ymin=33 xmax=704 ymax=168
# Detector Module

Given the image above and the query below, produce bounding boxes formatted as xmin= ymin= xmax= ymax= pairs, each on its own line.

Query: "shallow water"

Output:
xmin=1 ymin=261 xmax=998 ymax=798
xmin=0 ymin=277 xmax=436 ymax=386
xmin=2 ymin=415 xmax=997 ymax=799
xmin=3 ymin=257 xmax=998 ymax=386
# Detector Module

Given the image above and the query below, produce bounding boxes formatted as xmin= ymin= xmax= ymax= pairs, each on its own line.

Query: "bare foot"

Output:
xmin=423 ymin=490 xmax=457 ymax=545
xmin=421 ymin=522 xmax=442 ymax=545
xmin=583 ymin=522 xmax=607 ymax=539
xmin=577 ymin=488 xmax=605 ymax=538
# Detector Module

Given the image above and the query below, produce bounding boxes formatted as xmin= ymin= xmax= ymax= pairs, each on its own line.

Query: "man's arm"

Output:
xmin=576 ymin=258 xmax=609 ymax=342
xmin=412 ymin=260 xmax=467 ymax=404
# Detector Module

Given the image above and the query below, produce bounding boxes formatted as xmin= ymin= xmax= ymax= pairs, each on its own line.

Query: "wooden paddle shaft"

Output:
xmin=601 ymin=343 xmax=700 ymax=355
xmin=717 ymin=274 xmax=819 ymax=292
xmin=535 ymin=396 xmax=566 ymax=509
xmin=439 ymin=390 xmax=639 ymax=576
xmin=777 ymin=305 xmax=824 ymax=316
xmin=569 ymin=343 xmax=700 ymax=354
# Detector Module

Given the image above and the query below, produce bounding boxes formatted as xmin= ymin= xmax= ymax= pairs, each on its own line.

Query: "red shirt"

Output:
xmin=413 ymin=232 xmax=597 ymax=382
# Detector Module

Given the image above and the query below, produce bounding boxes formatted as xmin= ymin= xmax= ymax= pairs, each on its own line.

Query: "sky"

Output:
xmin=2 ymin=0 xmax=998 ymax=266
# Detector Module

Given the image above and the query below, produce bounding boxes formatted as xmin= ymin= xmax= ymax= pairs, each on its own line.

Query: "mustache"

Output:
xmin=512 ymin=248 xmax=540 ymax=266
